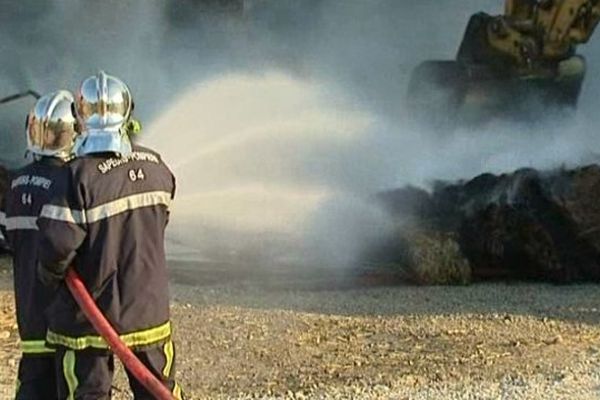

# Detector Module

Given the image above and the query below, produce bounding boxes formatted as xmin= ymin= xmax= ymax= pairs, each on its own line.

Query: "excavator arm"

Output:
xmin=482 ymin=0 xmax=600 ymax=70
xmin=408 ymin=0 xmax=600 ymax=129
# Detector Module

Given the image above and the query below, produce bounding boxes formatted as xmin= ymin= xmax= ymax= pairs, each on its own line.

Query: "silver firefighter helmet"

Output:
xmin=26 ymin=90 xmax=78 ymax=161
xmin=73 ymin=71 xmax=133 ymax=156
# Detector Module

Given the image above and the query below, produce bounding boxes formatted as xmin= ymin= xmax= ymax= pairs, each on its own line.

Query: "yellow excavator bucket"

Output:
xmin=407 ymin=1 xmax=597 ymax=130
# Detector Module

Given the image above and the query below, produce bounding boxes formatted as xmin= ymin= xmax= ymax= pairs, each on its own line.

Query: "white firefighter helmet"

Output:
xmin=73 ymin=71 xmax=133 ymax=156
xmin=26 ymin=90 xmax=78 ymax=161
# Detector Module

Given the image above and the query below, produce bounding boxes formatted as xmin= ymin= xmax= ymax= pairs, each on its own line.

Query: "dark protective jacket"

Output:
xmin=0 ymin=158 xmax=65 ymax=355
xmin=37 ymin=145 xmax=176 ymax=350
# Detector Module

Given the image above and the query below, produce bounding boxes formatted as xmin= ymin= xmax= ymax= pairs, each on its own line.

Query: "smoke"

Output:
xmin=1 ymin=0 xmax=600 ymax=267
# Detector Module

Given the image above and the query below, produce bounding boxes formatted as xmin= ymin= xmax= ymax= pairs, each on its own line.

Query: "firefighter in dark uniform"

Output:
xmin=0 ymin=90 xmax=78 ymax=399
xmin=37 ymin=71 xmax=183 ymax=399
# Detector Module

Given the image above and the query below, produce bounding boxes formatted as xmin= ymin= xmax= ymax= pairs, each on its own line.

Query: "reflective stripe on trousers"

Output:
xmin=62 ymin=351 xmax=78 ymax=400
xmin=162 ymin=340 xmax=174 ymax=377
xmin=162 ymin=340 xmax=184 ymax=399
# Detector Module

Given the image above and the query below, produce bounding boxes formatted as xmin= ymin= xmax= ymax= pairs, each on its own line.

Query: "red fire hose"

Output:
xmin=65 ymin=268 xmax=175 ymax=400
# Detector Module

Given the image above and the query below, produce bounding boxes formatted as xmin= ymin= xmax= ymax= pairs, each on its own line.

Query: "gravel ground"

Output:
xmin=0 ymin=258 xmax=599 ymax=399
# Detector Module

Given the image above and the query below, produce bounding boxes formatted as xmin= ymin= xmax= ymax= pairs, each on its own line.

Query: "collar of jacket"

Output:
xmin=36 ymin=156 xmax=66 ymax=167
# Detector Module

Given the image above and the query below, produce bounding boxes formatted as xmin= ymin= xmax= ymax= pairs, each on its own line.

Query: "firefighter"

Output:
xmin=37 ymin=71 xmax=183 ymax=399
xmin=0 ymin=90 xmax=78 ymax=399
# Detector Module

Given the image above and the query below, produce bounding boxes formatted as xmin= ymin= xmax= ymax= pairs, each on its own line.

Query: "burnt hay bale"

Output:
xmin=376 ymin=164 xmax=600 ymax=283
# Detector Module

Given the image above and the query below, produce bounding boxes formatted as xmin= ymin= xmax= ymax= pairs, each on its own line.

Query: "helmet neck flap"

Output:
xmin=73 ymin=129 xmax=132 ymax=157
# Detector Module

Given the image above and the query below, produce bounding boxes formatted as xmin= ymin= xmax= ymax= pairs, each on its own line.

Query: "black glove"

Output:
xmin=37 ymin=262 xmax=67 ymax=289
xmin=37 ymin=251 xmax=75 ymax=289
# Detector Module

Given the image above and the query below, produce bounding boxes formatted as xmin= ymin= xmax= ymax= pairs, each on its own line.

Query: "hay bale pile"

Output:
xmin=375 ymin=165 xmax=600 ymax=284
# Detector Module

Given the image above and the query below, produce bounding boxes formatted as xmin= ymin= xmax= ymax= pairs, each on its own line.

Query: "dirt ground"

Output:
xmin=1 ymin=258 xmax=600 ymax=399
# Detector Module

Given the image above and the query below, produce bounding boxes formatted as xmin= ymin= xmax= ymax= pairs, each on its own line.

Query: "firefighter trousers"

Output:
xmin=15 ymin=354 xmax=58 ymax=400
xmin=55 ymin=341 xmax=183 ymax=400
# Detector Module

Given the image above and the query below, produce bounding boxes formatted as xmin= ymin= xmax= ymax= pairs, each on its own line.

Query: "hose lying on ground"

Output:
xmin=65 ymin=268 xmax=175 ymax=400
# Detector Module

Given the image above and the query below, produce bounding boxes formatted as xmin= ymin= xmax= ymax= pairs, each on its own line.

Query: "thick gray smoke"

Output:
xmin=1 ymin=0 xmax=600 ymax=267
xmin=0 ymin=0 xmax=501 ymax=164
